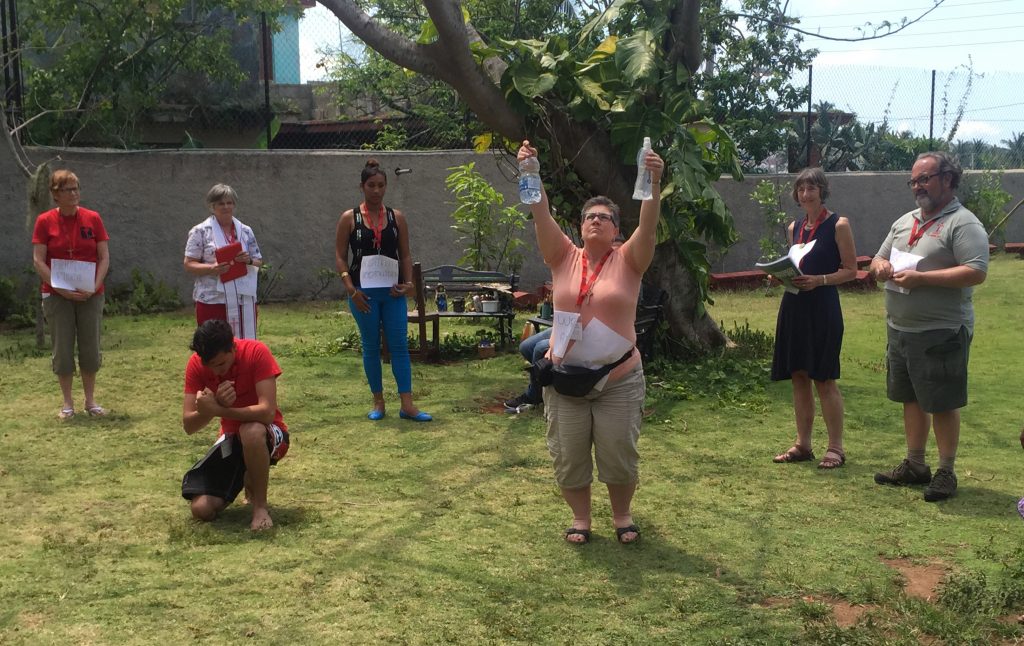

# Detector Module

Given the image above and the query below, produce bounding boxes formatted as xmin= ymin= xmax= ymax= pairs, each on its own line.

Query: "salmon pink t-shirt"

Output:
xmin=547 ymin=235 xmax=641 ymax=382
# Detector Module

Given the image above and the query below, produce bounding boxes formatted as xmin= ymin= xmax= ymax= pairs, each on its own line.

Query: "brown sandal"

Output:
xmin=818 ymin=448 xmax=846 ymax=469
xmin=773 ymin=444 xmax=815 ymax=463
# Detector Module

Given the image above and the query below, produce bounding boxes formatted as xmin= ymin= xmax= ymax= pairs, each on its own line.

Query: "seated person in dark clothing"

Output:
xmin=505 ymin=327 xmax=552 ymax=412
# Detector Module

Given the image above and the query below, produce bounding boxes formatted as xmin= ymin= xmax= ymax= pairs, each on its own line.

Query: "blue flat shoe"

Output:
xmin=367 ymin=409 xmax=385 ymax=421
xmin=399 ymin=410 xmax=432 ymax=422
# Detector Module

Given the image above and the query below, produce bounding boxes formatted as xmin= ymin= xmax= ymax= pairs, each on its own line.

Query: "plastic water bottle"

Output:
xmin=518 ymin=156 xmax=542 ymax=204
xmin=632 ymin=136 xmax=653 ymax=201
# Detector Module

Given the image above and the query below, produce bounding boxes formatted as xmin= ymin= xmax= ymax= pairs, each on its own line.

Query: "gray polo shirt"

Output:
xmin=876 ymin=198 xmax=988 ymax=333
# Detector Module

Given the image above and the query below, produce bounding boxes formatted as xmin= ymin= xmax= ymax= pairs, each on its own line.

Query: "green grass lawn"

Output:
xmin=2 ymin=256 xmax=1024 ymax=644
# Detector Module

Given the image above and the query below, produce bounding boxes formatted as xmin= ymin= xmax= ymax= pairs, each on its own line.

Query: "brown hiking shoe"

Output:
xmin=923 ymin=468 xmax=958 ymax=502
xmin=874 ymin=459 xmax=932 ymax=486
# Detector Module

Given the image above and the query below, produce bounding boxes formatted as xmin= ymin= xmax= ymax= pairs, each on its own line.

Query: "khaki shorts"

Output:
xmin=886 ymin=325 xmax=971 ymax=413
xmin=544 ymin=366 xmax=645 ymax=489
xmin=42 ymin=292 xmax=104 ymax=375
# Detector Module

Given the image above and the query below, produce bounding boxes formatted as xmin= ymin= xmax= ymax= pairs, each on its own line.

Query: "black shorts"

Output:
xmin=181 ymin=424 xmax=289 ymax=503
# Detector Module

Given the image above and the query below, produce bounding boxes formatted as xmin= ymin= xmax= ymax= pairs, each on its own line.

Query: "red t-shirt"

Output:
xmin=31 ymin=207 xmax=110 ymax=295
xmin=184 ymin=339 xmax=287 ymax=436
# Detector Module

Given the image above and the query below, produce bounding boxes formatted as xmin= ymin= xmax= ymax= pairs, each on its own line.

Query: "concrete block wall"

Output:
xmin=2 ymin=146 xmax=1021 ymax=302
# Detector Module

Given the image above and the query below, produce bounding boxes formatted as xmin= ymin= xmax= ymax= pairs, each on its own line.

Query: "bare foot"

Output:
xmin=243 ymin=487 xmax=253 ymax=506
xmin=250 ymin=507 xmax=273 ymax=531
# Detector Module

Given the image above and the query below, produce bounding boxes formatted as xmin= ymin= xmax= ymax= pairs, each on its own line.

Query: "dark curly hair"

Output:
xmin=190 ymin=320 xmax=235 ymax=364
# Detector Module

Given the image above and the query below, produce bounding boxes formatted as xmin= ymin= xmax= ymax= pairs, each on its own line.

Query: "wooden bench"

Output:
xmin=382 ymin=262 xmax=439 ymax=363
xmin=420 ymin=265 xmax=519 ymax=348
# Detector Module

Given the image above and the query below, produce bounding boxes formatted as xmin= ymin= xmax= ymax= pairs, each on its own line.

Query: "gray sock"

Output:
xmin=907 ymin=448 xmax=927 ymax=468
xmin=938 ymin=455 xmax=956 ymax=472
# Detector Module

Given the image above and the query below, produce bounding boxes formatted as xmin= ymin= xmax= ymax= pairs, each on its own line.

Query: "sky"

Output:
xmin=295 ymin=0 xmax=1023 ymax=144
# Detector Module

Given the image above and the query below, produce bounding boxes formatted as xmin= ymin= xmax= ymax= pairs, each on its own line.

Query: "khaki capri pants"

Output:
xmin=543 ymin=366 xmax=645 ymax=489
xmin=42 ymin=293 xmax=104 ymax=375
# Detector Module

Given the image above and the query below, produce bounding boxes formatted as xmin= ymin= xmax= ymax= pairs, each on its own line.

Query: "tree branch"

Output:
xmin=321 ymin=0 xmax=525 ymax=141
xmin=667 ymin=0 xmax=702 ymax=74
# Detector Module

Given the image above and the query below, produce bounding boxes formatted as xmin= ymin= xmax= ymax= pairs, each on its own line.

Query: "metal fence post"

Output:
xmin=260 ymin=12 xmax=273 ymax=149
xmin=806 ymin=64 xmax=813 ymax=168
xmin=929 ymin=69 xmax=935 ymax=149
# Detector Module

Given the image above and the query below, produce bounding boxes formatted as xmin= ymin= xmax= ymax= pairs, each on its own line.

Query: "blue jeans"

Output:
xmin=349 ymin=287 xmax=412 ymax=394
xmin=519 ymin=328 xmax=552 ymax=401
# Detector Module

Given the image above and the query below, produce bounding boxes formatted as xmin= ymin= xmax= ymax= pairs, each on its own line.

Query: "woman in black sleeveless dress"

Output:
xmin=771 ymin=168 xmax=858 ymax=469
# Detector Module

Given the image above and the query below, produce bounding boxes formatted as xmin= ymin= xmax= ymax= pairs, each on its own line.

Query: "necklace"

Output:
xmin=60 ymin=209 xmax=80 ymax=258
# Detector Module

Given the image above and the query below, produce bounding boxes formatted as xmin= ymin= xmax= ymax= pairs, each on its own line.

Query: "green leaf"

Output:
xmin=615 ymin=30 xmax=656 ymax=84
xmin=578 ymin=0 xmax=635 ymax=47
xmin=512 ymin=66 xmax=557 ymax=98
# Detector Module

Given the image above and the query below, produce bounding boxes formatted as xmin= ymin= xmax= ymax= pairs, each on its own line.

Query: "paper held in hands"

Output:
xmin=50 ymin=259 xmax=96 ymax=292
xmin=884 ymin=248 xmax=924 ymax=294
xmin=755 ymin=240 xmax=816 ymax=294
xmin=215 ymin=242 xmax=248 ymax=283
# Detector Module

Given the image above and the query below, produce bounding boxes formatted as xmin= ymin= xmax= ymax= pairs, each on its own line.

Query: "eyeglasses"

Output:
xmin=906 ymin=172 xmax=944 ymax=188
xmin=57 ymin=186 xmax=80 ymax=193
xmin=583 ymin=212 xmax=615 ymax=223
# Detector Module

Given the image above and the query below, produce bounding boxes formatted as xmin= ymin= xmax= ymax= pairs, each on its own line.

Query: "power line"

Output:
xmin=793 ymin=0 xmax=1018 ymax=20
xmin=807 ymin=10 xmax=1024 ymax=31
xmin=814 ymin=38 xmax=1024 ymax=52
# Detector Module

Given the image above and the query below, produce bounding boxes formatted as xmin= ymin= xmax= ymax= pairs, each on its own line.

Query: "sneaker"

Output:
xmin=504 ymin=393 xmax=539 ymax=413
xmin=874 ymin=459 xmax=932 ymax=486
xmin=923 ymin=468 xmax=958 ymax=502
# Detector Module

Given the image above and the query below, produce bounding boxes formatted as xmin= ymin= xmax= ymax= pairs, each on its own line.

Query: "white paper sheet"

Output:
xmin=551 ymin=311 xmax=581 ymax=359
xmin=561 ymin=316 xmax=633 ymax=369
xmin=885 ymin=247 xmax=924 ymax=294
xmin=49 ymin=259 xmax=96 ymax=292
xmin=359 ymin=254 xmax=400 ymax=289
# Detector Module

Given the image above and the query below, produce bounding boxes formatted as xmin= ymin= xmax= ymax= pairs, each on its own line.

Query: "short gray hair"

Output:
xmin=205 ymin=183 xmax=238 ymax=206
xmin=916 ymin=151 xmax=963 ymax=189
xmin=580 ymin=196 xmax=620 ymax=228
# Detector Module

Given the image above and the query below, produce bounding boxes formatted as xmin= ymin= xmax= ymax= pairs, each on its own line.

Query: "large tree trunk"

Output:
xmin=645 ymin=243 xmax=727 ymax=354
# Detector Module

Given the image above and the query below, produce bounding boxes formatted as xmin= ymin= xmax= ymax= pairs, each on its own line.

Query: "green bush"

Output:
xmin=104 ymin=269 xmax=181 ymax=316
xmin=0 ymin=271 xmax=40 ymax=328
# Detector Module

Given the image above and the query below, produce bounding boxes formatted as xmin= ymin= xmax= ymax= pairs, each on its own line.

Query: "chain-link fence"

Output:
xmin=784 ymin=64 xmax=1024 ymax=171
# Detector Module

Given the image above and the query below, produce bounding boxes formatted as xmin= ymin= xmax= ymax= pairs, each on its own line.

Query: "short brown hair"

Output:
xmin=791 ymin=167 xmax=830 ymax=203
xmin=50 ymin=169 xmax=80 ymax=193
xmin=580 ymin=196 xmax=620 ymax=228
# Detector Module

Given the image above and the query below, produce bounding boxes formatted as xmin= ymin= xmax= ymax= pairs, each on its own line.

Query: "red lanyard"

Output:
xmin=908 ymin=215 xmax=942 ymax=248
xmin=797 ymin=208 xmax=828 ymax=245
xmin=577 ymin=249 xmax=613 ymax=307
xmin=59 ymin=210 xmax=80 ymax=258
xmin=361 ymin=203 xmax=386 ymax=249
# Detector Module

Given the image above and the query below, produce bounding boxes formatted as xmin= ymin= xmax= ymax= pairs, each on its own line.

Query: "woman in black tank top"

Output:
xmin=334 ymin=159 xmax=432 ymax=422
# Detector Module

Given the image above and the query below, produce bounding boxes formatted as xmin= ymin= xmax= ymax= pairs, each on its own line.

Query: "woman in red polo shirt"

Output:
xmin=31 ymin=170 xmax=111 ymax=420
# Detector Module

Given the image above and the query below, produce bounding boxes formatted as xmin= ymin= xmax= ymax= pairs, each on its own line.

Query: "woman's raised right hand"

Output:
xmin=517 ymin=140 xmax=538 ymax=162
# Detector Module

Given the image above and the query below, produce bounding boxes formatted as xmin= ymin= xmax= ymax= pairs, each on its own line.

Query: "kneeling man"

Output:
xmin=181 ymin=320 xmax=289 ymax=530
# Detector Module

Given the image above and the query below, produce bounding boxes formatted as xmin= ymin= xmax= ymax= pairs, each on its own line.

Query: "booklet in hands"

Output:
xmin=755 ymin=240 xmax=816 ymax=294
xmin=215 ymin=242 xmax=248 ymax=283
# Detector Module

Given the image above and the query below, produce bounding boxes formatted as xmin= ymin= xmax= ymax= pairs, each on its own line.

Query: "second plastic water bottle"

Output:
xmin=632 ymin=136 xmax=653 ymax=201
xmin=518 ymin=156 xmax=542 ymax=204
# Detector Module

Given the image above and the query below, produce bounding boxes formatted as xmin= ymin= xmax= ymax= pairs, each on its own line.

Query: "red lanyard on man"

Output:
xmin=907 ymin=214 xmax=943 ymax=248
xmin=797 ymin=208 xmax=828 ymax=245
xmin=577 ymin=249 xmax=614 ymax=307
xmin=361 ymin=203 xmax=386 ymax=249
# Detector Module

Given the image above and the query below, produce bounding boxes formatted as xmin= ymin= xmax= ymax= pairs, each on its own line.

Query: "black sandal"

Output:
xmin=615 ymin=524 xmax=641 ymax=544
xmin=564 ymin=528 xmax=591 ymax=545
xmin=773 ymin=444 xmax=815 ymax=463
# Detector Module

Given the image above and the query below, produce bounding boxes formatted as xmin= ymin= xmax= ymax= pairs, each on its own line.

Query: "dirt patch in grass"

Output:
xmin=882 ymin=557 xmax=947 ymax=601
xmin=829 ymin=599 xmax=872 ymax=628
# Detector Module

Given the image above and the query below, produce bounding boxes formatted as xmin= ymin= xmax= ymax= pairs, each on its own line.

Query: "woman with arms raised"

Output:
xmin=518 ymin=140 xmax=663 ymax=545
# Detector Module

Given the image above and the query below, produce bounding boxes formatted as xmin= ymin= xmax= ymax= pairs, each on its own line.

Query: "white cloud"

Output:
xmin=811 ymin=49 xmax=885 ymax=67
xmin=954 ymin=120 xmax=1001 ymax=143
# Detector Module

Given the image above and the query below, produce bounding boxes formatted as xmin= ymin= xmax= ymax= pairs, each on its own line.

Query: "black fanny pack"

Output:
xmin=533 ymin=349 xmax=634 ymax=398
